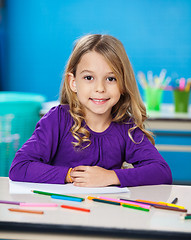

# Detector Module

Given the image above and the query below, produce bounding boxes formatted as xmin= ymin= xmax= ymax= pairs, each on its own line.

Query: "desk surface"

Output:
xmin=0 ymin=178 xmax=191 ymax=240
xmin=147 ymin=104 xmax=191 ymax=121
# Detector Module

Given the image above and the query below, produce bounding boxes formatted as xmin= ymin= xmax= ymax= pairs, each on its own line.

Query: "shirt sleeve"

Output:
xmin=114 ymin=126 xmax=172 ymax=187
xmin=9 ymin=105 xmax=70 ymax=184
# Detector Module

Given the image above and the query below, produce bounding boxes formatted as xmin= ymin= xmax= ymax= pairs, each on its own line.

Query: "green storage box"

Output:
xmin=0 ymin=92 xmax=46 ymax=176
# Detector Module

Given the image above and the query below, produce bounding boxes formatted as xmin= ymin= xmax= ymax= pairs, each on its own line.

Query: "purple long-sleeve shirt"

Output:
xmin=9 ymin=104 xmax=172 ymax=187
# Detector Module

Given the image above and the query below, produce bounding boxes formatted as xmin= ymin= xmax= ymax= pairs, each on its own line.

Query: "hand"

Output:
xmin=70 ymin=165 xmax=120 ymax=187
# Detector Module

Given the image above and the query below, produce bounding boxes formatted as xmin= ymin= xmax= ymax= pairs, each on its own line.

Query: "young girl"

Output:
xmin=9 ymin=34 xmax=172 ymax=187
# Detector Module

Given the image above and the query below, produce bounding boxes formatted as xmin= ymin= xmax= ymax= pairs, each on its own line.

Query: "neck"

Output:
xmin=85 ymin=114 xmax=112 ymax=133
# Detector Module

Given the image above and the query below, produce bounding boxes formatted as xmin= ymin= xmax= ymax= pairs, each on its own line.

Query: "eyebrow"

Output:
xmin=80 ymin=70 xmax=115 ymax=75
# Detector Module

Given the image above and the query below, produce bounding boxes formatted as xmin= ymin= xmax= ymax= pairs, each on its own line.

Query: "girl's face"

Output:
xmin=68 ymin=51 xmax=121 ymax=120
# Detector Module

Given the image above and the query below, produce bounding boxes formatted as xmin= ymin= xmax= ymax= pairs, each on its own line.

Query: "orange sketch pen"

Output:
xmin=8 ymin=208 xmax=44 ymax=214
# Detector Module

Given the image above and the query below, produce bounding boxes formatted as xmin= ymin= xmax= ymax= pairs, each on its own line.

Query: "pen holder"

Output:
xmin=144 ymin=87 xmax=163 ymax=111
xmin=173 ymin=90 xmax=190 ymax=113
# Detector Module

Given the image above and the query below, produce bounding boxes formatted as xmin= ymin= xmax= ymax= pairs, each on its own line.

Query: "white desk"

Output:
xmin=0 ymin=177 xmax=191 ymax=240
xmin=144 ymin=104 xmax=191 ymax=185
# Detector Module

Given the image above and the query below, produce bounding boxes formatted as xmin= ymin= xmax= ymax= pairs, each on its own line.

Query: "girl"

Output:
xmin=9 ymin=34 xmax=172 ymax=187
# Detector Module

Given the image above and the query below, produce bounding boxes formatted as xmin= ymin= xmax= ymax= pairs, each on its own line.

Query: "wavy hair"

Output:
xmin=60 ymin=34 xmax=154 ymax=148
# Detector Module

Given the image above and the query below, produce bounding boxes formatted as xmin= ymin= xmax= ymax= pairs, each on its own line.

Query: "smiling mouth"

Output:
xmin=90 ymin=98 xmax=109 ymax=102
xmin=89 ymin=98 xmax=110 ymax=103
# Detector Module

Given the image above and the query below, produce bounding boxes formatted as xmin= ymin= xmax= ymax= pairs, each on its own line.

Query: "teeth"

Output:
xmin=92 ymin=99 xmax=106 ymax=102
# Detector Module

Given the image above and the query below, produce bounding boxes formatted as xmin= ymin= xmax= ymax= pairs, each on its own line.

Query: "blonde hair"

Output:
xmin=60 ymin=34 xmax=154 ymax=148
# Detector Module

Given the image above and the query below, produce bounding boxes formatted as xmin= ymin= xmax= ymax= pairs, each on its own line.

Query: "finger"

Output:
xmin=73 ymin=165 xmax=89 ymax=172
xmin=71 ymin=171 xmax=86 ymax=178
xmin=73 ymin=177 xmax=86 ymax=183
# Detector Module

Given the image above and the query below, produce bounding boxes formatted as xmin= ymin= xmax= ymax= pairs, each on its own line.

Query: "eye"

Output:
xmin=107 ymin=77 xmax=116 ymax=82
xmin=84 ymin=76 xmax=94 ymax=81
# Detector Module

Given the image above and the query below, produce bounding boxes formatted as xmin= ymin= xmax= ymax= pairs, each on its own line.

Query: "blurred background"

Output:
xmin=0 ymin=0 xmax=191 ymax=102
xmin=0 ymin=0 xmax=191 ymax=182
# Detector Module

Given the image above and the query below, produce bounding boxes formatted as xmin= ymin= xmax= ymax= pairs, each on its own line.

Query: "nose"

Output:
xmin=94 ymin=79 xmax=105 ymax=93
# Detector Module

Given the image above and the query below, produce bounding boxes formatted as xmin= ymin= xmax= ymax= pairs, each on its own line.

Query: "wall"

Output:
xmin=0 ymin=0 xmax=5 ymax=90
xmin=2 ymin=0 xmax=191 ymax=102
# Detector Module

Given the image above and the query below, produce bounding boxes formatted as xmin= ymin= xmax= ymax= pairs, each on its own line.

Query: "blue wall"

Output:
xmin=2 ymin=0 xmax=191 ymax=102
xmin=0 ymin=0 xmax=5 ymax=90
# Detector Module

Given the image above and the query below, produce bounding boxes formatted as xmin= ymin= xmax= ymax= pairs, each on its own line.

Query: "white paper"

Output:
xmin=9 ymin=180 xmax=129 ymax=194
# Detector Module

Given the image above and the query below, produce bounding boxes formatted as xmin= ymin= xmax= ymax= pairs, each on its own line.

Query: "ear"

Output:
xmin=68 ymin=73 xmax=77 ymax=92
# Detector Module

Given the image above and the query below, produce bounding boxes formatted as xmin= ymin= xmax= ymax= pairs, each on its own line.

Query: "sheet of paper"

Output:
xmin=9 ymin=180 xmax=129 ymax=194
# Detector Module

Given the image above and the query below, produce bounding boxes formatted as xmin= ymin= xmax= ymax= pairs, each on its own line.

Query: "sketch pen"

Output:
xmin=120 ymin=199 xmax=167 ymax=209
xmin=8 ymin=208 xmax=44 ymax=214
xmin=179 ymin=78 xmax=186 ymax=91
xmin=91 ymin=198 xmax=121 ymax=206
xmin=158 ymin=201 xmax=184 ymax=209
xmin=20 ymin=203 xmax=58 ymax=207
xmin=180 ymin=213 xmax=191 ymax=220
xmin=87 ymin=196 xmax=121 ymax=205
xmin=171 ymin=197 xmax=178 ymax=204
xmin=161 ymin=76 xmax=171 ymax=89
xmin=153 ymin=205 xmax=187 ymax=212
xmin=119 ymin=201 xmax=150 ymax=210
xmin=120 ymin=198 xmax=155 ymax=206
xmin=121 ymin=198 xmax=185 ymax=210
xmin=32 ymin=190 xmax=84 ymax=201
xmin=137 ymin=71 xmax=148 ymax=89
xmin=0 ymin=200 xmax=20 ymax=205
xmin=121 ymin=203 xmax=149 ymax=212
xmin=185 ymin=213 xmax=191 ymax=216
xmin=61 ymin=204 xmax=90 ymax=212
xmin=181 ymin=213 xmax=191 ymax=217
xmin=135 ymin=199 xmax=183 ymax=208
xmin=87 ymin=196 xmax=97 ymax=200
xmin=147 ymin=70 xmax=154 ymax=87
xmin=136 ymin=199 xmax=167 ymax=205
xmin=159 ymin=69 xmax=167 ymax=86
xmin=51 ymin=195 xmax=82 ymax=202
xmin=98 ymin=196 xmax=150 ymax=209
xmin=88 ymin=196 xmax=150 ymax=209
xmin=87 ymin=196 xmax=120 ymax=205
xmin=185 ymin=79 xmax=191 ymax=91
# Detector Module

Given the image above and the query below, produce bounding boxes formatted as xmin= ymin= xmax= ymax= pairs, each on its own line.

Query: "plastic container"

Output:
xmin=144 ymin=87 xmax=163 ymax=111
xmin=173 ymin=90 xmax=190 ymax=113
xmin=0 ymin=92 xmax=46 ymax=176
